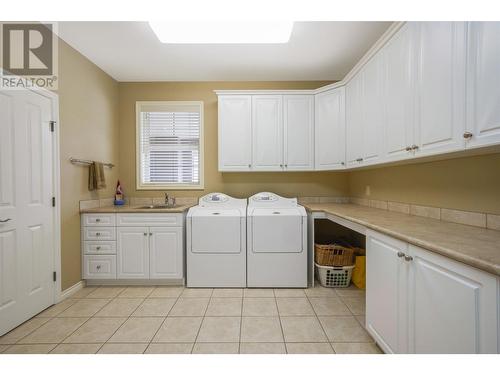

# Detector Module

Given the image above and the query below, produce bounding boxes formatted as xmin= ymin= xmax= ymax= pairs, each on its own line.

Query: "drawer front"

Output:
xmin=84 ymin=241 xmax=117 ymax=255
xmin=83 ymin=227 xmax=116 ymax=241
xmin=82 ymin=213 xmax=116 ymax=226
xmin=117 ymin=213 xmax=183 ymax=227
xmin=83 ymin=255 xmax=116 ymax=279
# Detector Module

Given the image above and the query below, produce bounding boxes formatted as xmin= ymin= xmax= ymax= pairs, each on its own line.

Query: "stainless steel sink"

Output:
xmin=137 ymin=204 xmax=179 ymax=209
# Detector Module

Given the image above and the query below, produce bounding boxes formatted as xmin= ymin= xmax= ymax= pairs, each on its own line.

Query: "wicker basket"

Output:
xmin=314 ymin=243 xmax=355 ymax=266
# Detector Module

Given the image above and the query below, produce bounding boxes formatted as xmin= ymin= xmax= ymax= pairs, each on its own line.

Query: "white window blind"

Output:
xmin=137 ymin=102 xmax=203 ymax=189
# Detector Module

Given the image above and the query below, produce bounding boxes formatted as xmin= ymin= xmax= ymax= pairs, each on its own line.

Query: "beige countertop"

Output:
xmin=304 ymin=203 xmax=500 ymax=276
xmin=80 ymin=203 xmax=195 ymax=214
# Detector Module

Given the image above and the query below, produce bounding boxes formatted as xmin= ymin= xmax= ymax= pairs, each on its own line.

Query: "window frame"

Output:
xmin=135 ymin=100 xmax=204 ymax=190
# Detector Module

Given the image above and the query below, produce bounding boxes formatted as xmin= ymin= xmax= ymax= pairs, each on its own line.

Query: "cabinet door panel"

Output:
xmin=315 ymin=88 xmax=345 ymax=170
xmin=218 ymin=95 xmax=252 ymax=171
xmin=284 ymin=95 xmax=314 ymax=170
xmin=415 ymin=22 xmax=466 ymax=156
xmin=117 ymin=227 xmax=149 ymax=279
xmin=382 ymin=23 xmax=415 ymax=161
xmin=408 ymin=245 xmax=498 ymax=354
xmin=252 ymin=95 xmax=283 ymax=170
xmin=149 ymin=227 xmax=183 ymax=279
xmin=466 ymin=22 xmax=500 ymax=148
xmin=346 ymin=75 xmax=364 ymax=167
xmin=361 ymin=54 xmax=384 ymax=164
xmin=366 ymin=231 xmax=408 ymax=354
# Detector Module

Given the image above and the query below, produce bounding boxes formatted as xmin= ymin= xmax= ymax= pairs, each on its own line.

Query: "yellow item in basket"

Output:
xmin=351 ymin=255 xmax=366 ymax=289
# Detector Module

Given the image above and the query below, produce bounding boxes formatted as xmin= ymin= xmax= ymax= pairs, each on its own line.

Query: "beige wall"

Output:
xmin=58 ymin=40 xmax=119 ymax=289
xmin=349 ymin=153 xmax=500 ymax=215
xmin=118 ymin=81 xmax=349 ymax=199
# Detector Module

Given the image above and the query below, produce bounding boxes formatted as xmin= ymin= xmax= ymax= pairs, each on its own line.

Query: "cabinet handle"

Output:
xmin=96 ymin=265 xmax=101 ymax=270
xmin=405 ymin=146 xmax=412 ymax=151
xmin=284 ymin=164 xmax=288 ymax=168
xmin=149 ymin=233 xmax=153 ymax=236
xmin=95 ymin=218 xmax=101 ymax=222
xmin=341 ymin=162 xmax=345 ymax=166
xmin=397 ymin=251 xmax=405 ymax=258
xmin=356 ymin=158 xmax=363 ymax=162
xmin=96 ymin=232 xmax=101 ymax=236
xmin=404 ymin=255 xmax=413 ymax=262
xmin=96 ymin=246 xmax=101 ymax=250
xmin=280 ymin=164 xmax=283 ymax=168
xmin=248 ymin=164 xmax=251 ymax=168
xmin=463 ymin=132 xmax=473 ymax=139
xmin=144 ymin=232 xmax=147 ymax=236
xmin=411 ymin=145 xmax=419 ymax=151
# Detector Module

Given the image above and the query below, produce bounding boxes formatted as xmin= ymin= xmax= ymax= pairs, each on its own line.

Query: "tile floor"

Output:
xmin=0 ymin=284 xmax=381 ymax=354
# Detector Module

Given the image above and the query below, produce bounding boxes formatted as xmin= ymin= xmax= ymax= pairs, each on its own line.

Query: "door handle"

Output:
xmin=0 ymin=218 xmax=12 ymax=223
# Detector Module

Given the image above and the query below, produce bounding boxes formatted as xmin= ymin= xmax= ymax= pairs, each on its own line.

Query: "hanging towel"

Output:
xmin=88 ymin=162 xmax=106 ymax=191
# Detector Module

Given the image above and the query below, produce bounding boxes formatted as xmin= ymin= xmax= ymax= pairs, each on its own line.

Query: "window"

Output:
xmin=136 ymin=101 xmax=204 ymax=189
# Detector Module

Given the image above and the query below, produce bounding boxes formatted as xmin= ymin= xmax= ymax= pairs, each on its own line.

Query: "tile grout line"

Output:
xmin=273 ymin=290 xmax=288 ymax=354
xmin=190 ymin=289 xmax=212 ymax=354
xmin=97 ymin=287 xmax=157 ymax=353
xmin=143 ymin=286 xmax=184 ymax=354
xmin=304 ymin=289 xmax=336 ymax=353
xmin=238 ymin=292 xmax=243 ymax=354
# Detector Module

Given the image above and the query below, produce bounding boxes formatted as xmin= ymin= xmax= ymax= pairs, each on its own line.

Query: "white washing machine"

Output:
xmin=247 ymin=192 xmax=307 ymax=288
xmin=186 ymin=193 xmax=247 ymax=287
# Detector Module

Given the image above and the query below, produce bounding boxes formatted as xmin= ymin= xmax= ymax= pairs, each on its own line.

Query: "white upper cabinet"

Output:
xmin=314 ymin=88 xmax=345 ymax=170
xmin=360 ymin=53 xmax=384 ymax=165
xmin=284 ymin=95 xmax=314 ymax=170
xmin=218 ymin=95 xmax=252 ymax=171
xmin=346 ymin=54 xmax=384 ymax=167
xmin=217 ymin=93 xmax=314 ymax=172
xmin=252 ymin=95 xmax=283 ymax=171
xmin=466 ymin=22 xmax=500 ymax=148
xmin=413 ymin=22 xmax=466 ymax=157
xmin=346 ymin=74 xmax=364 ymax=167
xmin=382 ymin=23 xmax=415 ymax=161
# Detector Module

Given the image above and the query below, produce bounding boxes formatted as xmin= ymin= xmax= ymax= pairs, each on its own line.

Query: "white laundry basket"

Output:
xmin=315 ymin=263 xmax=355 ymax=288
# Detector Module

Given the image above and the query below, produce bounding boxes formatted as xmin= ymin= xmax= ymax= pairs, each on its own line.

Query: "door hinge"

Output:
xmin=52 ymin=197 xmax=56 ymax=207
xmin=50 ymin=121 xmax=56 ymax=132
xmin=53 ymin=271 xmax=57 ymax=282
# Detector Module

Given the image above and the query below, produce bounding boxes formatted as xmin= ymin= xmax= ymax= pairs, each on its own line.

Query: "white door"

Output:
xmin=117 ymin=227 xmax=149 ymax=279
xmin=252 ymin=95 xmax=283 ymax=171
xmin=407 ymin=245 xmax=498 ymax=354
xmin=382 ymin=23 xmax=416 ymax=162
xmin=149 ymin=227 xmax=183 ymax=279
xmin=345 ymin=75 xmax=364 ymax=167
xmin=414 ymin=22 xmax=466 ymax=157
xmin=465 ymin=22 xmax=500 ymax=148
xmin=217 ymin=95 xmax=252 ymax=171
xmin=314 ymin=88 xmax=346 ymax=170
xmin=366 ymin=231 xmax=409 ymax=354
xmin=283 ymin=95 xmax=314 ymax=171
xmin=361 ymin=53 xmax=384 ymax=165
xmin=0 ymin=89 xmax=56 ymax=336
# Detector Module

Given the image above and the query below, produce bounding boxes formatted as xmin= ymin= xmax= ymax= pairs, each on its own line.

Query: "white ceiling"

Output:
xmin=57 ymin=21 xmax=392 ymax=82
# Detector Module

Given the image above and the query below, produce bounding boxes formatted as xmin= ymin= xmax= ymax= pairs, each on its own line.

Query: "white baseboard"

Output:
xmin=59 ymin=280 xmax=86 ymax=301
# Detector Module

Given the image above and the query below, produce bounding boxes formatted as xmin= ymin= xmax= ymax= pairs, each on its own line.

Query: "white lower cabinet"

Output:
xmin=117 ymin=227 xmax=150 ymax=279
xmin=366 ymin=230 xmax=499 ymax=354
xmin=149 ymin=227 xmax=183 ymax=279
xmin=82 ymin=213 xmax=184 ymax=281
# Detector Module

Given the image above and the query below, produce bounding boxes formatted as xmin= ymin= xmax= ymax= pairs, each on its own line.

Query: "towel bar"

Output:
xmin=70 ymin=157 xmax=114 ymax=168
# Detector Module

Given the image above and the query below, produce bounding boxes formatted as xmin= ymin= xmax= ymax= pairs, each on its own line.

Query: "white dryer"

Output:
xmin=186 ymin=193 xmax=247 ymax=287
xmin=247 ymin=192 xmax=307 ymax=288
